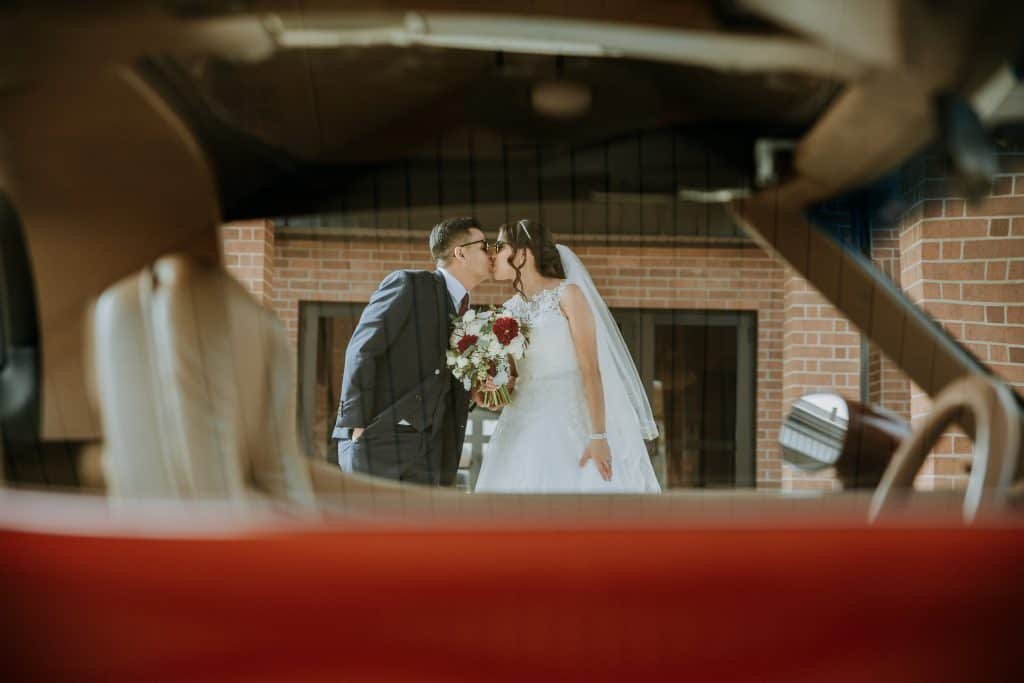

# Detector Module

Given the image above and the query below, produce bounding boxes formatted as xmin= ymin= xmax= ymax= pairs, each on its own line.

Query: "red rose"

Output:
xmin=493 ymin=317 xmax=519 ymax=346
xmin=456 ymin=334 xmax=478 ymax=353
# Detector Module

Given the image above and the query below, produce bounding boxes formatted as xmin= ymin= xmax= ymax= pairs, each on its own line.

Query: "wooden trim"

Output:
xmin=297 ymin=302 xmax=321 ymax=461
xmin=735 ymin=312 xmax=756 ymax=487
xmin=298 ymin=301 xmax=368 ymax=463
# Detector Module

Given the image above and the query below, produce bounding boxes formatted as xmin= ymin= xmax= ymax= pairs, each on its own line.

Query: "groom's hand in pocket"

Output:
xmin=351 ymin=427 xmax=365 ymax=442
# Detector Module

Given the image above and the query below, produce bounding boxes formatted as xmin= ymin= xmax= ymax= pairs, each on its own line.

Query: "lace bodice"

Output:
xmin=503 ymin=281 xmax=579 ymax=381
xmin=503 ymin=280 xmax=569 ymax=326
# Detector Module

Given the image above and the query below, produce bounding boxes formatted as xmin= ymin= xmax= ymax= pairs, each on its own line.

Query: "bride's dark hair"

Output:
xmin=498 ymin=219 xmax=565 ymax=298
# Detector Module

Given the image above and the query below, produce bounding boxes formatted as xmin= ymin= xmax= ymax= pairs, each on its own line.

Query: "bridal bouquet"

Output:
xmin=447 ymin=307 xmax=529 ymax=409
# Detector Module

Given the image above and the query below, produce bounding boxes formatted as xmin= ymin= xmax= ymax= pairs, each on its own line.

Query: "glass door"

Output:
xmin=615 ymin=309 xmax=756 ymax=489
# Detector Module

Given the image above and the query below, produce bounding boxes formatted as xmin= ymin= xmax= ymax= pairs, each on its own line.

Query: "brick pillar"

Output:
xmin=781 ymin=269 xmax=863 ymax=491
xmin=898 ymin=153 xmax=1024 ymax=490
xmin=868 ymin=220 xmax=912 ymax=418
xmin=220 ymin=219 xmax=276 ymax=308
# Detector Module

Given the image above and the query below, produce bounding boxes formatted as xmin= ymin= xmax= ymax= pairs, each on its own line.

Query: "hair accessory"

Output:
xmin=518 ymin=220 xmax=532 ymax=241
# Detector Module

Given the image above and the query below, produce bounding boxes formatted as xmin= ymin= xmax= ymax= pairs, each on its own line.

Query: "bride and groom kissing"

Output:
xmin=334 ymin=217 xmax=661 ymax=494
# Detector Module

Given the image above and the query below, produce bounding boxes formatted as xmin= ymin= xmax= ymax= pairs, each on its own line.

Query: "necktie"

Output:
xmin=457 ymin=293 xmax=470 ymax=316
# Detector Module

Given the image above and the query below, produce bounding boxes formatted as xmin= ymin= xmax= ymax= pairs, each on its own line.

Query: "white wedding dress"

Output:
xmin=475 ymin=247 xmax=661 ymax=494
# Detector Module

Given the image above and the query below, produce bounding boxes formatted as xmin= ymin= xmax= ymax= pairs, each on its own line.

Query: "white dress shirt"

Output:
xmin=437 ymin=267 xmax=469 ymax=312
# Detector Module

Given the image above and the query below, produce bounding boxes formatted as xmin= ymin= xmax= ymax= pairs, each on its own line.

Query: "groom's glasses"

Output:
xmin=458 ymin=238 xmax=490 ymax=253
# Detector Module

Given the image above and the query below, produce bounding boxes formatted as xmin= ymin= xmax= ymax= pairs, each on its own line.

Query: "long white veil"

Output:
xmin=556 ymin=245 xmax=659 ymax=441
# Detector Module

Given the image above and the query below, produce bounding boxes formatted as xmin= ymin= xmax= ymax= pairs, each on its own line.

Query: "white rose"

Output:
xmin=506 ymin=336 xmax=524 ymax=357
xmin=456 ymin=356 xmax=469 ymax=368
xmin=462 ymin=309 xmax=476 ymax=323
xmin=463 ymin=377 xmax=472 ymax=391
xmin=493 ymin=370 xmax=509 ymax=387
xmin=487 ymin=339 xmax=502 ymax=355
xmin=468 ymin=321 xmax=484 ymax=336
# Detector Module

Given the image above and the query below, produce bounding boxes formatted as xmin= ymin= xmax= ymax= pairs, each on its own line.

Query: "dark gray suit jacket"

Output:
xmin=335 ymin=270 xmax=470 ymax=485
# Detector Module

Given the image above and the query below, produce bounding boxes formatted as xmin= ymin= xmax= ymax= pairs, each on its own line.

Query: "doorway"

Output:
xmin=615 ymin=310 xmax=756 ymax=488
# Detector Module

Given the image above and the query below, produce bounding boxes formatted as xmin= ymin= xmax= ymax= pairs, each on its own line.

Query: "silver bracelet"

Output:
xmin=589 ymin=433 xmax=608 ymax=441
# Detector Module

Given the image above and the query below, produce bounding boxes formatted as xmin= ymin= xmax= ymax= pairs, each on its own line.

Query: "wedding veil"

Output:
xmin=556 ymin=245 xmax=659 ymax=440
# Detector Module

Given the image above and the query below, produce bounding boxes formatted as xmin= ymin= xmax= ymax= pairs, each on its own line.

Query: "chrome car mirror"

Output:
xmin=781 ymin=393 xmax=910 ymax=489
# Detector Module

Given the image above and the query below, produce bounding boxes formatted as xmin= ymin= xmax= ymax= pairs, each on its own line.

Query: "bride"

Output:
xmin=474 ymin=220 xmax=661 ymax=493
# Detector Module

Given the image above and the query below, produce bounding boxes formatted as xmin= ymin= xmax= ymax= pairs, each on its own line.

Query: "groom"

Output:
xmin=333 ymin=217 xmax=492 ymax=486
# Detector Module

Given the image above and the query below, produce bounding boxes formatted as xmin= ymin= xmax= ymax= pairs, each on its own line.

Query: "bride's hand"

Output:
xmin=475 ymin=379 xmax=497 ymax=406
xmin=470 ymin=386 xmax=489 ymax=408
xmin=472 ymin=381 xmax=500 ymax=409
xmin=579 ymin=439 xmax=613 ymax=481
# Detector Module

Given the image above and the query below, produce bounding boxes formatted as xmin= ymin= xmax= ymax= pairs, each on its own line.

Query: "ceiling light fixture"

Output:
xmin=531 ymin=80 xmax=592 ymax=119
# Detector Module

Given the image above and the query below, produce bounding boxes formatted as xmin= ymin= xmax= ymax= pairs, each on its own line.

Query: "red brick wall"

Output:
xmin=898 ymin=155 xmax=1024 ymax=490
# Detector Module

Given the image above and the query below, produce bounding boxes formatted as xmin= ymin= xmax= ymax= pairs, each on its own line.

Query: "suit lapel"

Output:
xmin=435 ymin=271 xmax=452 ymax=351
xmin=434 ymin=272 xmax=470 ymax=463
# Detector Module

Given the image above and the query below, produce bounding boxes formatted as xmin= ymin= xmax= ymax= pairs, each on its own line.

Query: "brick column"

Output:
xmin=220 ymin=219 xmax=276 ymax=308
xmin=781 ymin=270 xmax=863 ymax=491
xmin=898 ymin=153 xmax=1024 ymax=490
xmin=868 ymin=220 xmax=912 ymax=418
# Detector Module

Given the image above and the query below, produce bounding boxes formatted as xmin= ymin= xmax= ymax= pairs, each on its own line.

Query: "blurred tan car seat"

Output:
xmin=87 ymin=253 xmax=317 ymax=505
